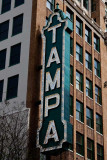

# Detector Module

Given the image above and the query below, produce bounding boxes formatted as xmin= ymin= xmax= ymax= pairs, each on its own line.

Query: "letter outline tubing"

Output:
xmin=37 ymin=11 xmax=73 ymax=152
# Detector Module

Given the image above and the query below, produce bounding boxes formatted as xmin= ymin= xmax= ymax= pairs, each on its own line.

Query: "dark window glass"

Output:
xmin=70 ymin=96 xmax=73 ymax=116
xmin=97 ymin=144 xmax=104 ymax=160
xmin=76 ymin=17 xmax=82 ymax=36
xmin=86 ymin=51 xmax=92 ymax=70
xmin=0 ymin=49 xmax=6 ymax=70
xmin=95 ymin=85 xmax=102 ymax=105
xmin=96 ymin=114 xmax=103 ymax=134
xmin=94 ymin=34 xmax=100 ymax=52
xmin=70 ymin=38 xmax=73 ymax=55
xmin=46 ymin=0 xmax=54 ymax=11
xmin=66 ymin=8 xmax=73 ymax=21
xmin=94 ymin=59 xmax=100 ymax=77
xmin=86 ymin=107 xmax=93 ymax=128
xmin=70 ymin=65 xmax=73 ymax=85
xmin=6 ymin=75 xmax=19 ymax=100
xmin=91 ymin=2 xmax=96 ymax=12
xmin=76 ymin=100 xmax=83 ymax=122
xmin=9 ymin=43 xmax=21 ymax=66
xmin=87 ymin=138 xmax=94 ymax=160
xmin=76 ymin=71 xmax=83 ymax=91
xmin=85 ymin=26 xmax=91 ymax=44
xmin=83 ymin=0 xmax=89 ymax=10
xmin=0 ymin=80 xmax=4 ymax=102
xmin=76 ymin=132 xmax=84 ymax=156
xmin=86 ymin=79 xmax=93 ymax=98
xmin=0 ymin=20 xmax=9 ymax=41
xmin=15 ymin=0 xmax=24 ymax=7
xmin=1 ymin=0 xmax=11 ymax=14
xmin=12 ymin=14 xmax=23 ymax=36
xmin=76 ymin=43 xmax=83 ymax=63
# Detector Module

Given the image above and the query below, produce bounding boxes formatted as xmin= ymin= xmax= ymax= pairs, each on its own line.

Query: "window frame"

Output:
xmin=76 ymin=43 xmax=83 ymax=63
xmin=87 ymin=138 xmax=94 ymax=160
xmin=70 ymin=96 xmax=73 ymax=116
xmin=66 ymin=8 xmax=73 ymax=22
xmin=70 ymin=38 xmax=73 ymax=55
xmin=76 ymin=71 xmax=83 ymax=91
xmin=94 ymin=59 xmax=100 ymax=78
xmin=76 ymin=100 xmax=84 ymax=122
xmin=6 ymin=75 xmax=19 ymax=100
xmin=85 ymin=51 xmax=92 ymax=70
xmin=70 ymin=65 xmax=73 ymax=85
xmin=95 ymin=85 xmax=102 ymax=105
xmin=9 ymin=43 xmax=21 ymax=66
xmin=97 ymin=144 xmax=104 ymax=160
xmin=94 ymin=34 xmax=100 ymax=52
xmin=85 ymin=26 xmax=91 ymax=44
xmin=83 ymin=0 xmax=89 ymax=10
xmin=86 ymin=107 xmax=93 ymax=128
xmin=76 ymin=17 xmax=83 ymax=36
xmin=76 ymin=132 xmax=84 ymax=156
xmin=86 ymin=78 xmax=93 ymax=98
xmin=96 ymin=113 xmax=103 ymax=134
xmin=0 ymin=49 xmax=6 ymax=70
xmin=0 ymin=20 xmax=9 ymax=41
xmin=12 ymin=14 xmax=23 ymax=36
xmin=1 ymin=0 xmax=11 ymax=14
xmin=14 ymin=0 xmax=24 ymax=8
xmin=46 ymin=0 xmax=54 ymax=11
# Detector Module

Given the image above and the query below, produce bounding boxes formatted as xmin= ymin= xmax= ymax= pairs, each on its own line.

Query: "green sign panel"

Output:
xmin=37 ymin=9 xmax=73 ymax=152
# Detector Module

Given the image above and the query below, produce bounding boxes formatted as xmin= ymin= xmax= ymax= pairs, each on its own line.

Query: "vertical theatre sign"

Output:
xmin=37 ymin=9 xmax=73 ymax=152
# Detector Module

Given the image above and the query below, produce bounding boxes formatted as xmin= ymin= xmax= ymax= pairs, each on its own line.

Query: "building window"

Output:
xmin=70 ymin=96 xmax=73 ymax=116
xmin=70 ymin=38 xmax=73 ymax=55
xmin=0 ymin=20 xmax=9 ymax=41
xmin=83 ymin=0 xmax=89 ymax=10
xmin=6 ymin=75 xmax=19 ymax=100
xmin=70 ymin=65 xmax=73 ymax=85
xmin=15 ymin=0 xmax=24 ymax=7
xmin=66 ymin=8 xmax=73 ymax=21
xmin=97 ymin=144 xmax=104 ymax=160
xmin=9 ymin=43 xmax=21 ymax=66
xmin=86 ymin=79 xmax=93 ymax=98
xmin=76 ymin=44 xmax=83 ymax=63
xmin=76 ymin=71 xmax=83 ymax=91
xmin=94 ymin=34 xmax=100 ymax=52
xmin=95 ymin=85 xmax=102 ymax=105
xmin=86 ymin=51 xmax=92 ymax=70
xmin=0 ymin=49 xmax=6 ymax=70
xmin=86 ymin=107 xmax=93 ymax=128
xmin=87 ymin=138 xmax=94 ymax=160
xmin=96 ymin=114 xmax=103 ymax=134
xmin=91 ymin=2 xmax=96 ymax=12
xmin=0 ymin=80 xmax=4 ymax=102
xmin=94 ymin=59 xmax=100 ymax=77
xmin=46 ymin=0 xmax=54 ymax=11
xmin=76 ymin=100 xmax=83 ymax=122
xmin=76 ymin=132 xmax=84 ymax=156
xmin=76 ymin=17 xmax=82 ymax=36
xmin=85 ymin=26 xmax=91 ymax=44
xmin=12 ymin=14 xmax=23 ymax=36
xmin=1 ymin=0 xmax=11 ymax=14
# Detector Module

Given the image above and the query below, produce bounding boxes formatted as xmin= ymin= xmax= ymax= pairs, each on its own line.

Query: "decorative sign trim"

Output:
xmin=37 ymin=12 xmax=70 ymax=152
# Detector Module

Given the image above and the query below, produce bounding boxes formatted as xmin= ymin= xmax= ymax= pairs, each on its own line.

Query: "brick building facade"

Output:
xmin=26 ymin=0 xmax=107 ymax=160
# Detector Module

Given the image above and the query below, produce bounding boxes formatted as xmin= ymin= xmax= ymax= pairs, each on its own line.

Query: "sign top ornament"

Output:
xmin=37 ymin=4 xmax=73 ymax=153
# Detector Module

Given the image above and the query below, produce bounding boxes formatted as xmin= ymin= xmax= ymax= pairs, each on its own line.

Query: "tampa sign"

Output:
xmin=37 ymin=8 xmax=73 ymax=152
